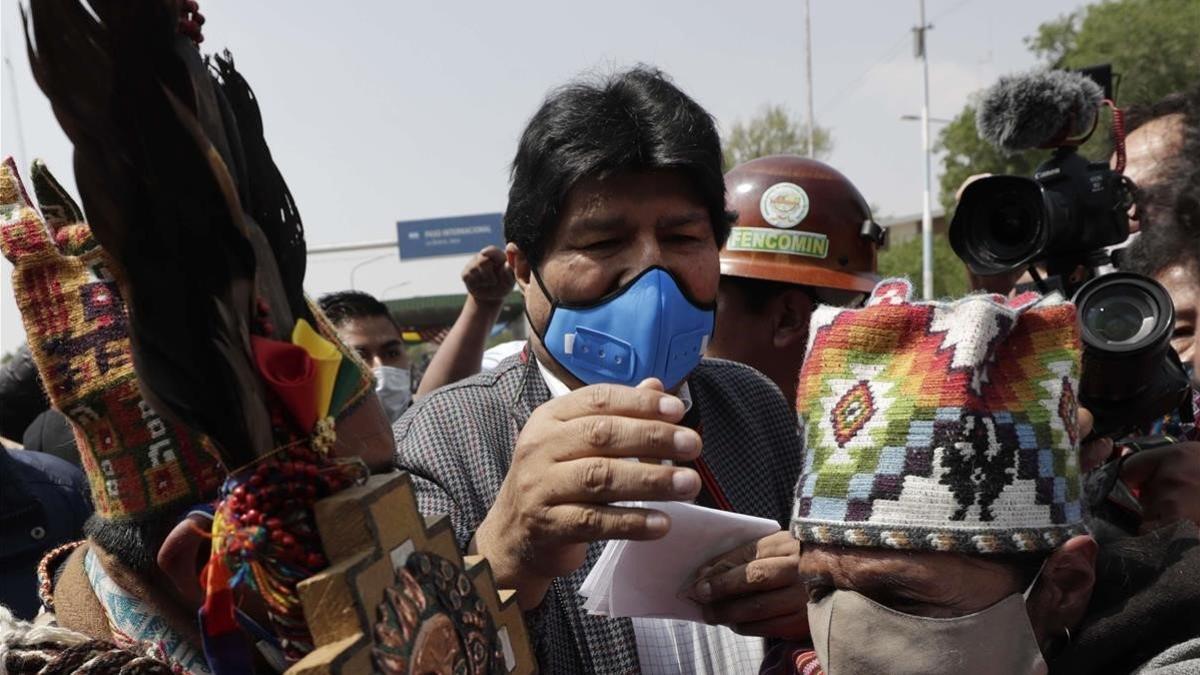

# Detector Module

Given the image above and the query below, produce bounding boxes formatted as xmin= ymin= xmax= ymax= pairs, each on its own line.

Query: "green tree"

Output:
xmin=1026 ymin=0 xmax=1200 ymax=103
xmin=723 ymin=104 xmax=833 ymax=169
xmin=877 ymin=233 xmax=969 ymax=299
xmin=937 ymin=0 xmax=1200 ymax=215
xmin=935 ymin=106 xmax=1042 ymax=216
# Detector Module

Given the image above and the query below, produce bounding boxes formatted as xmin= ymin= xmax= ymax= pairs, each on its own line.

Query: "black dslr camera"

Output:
xmin=950 ymin=148 xmax=1129 ymax=277
xmin=950 ymin=65 xmax=1193 ymax=439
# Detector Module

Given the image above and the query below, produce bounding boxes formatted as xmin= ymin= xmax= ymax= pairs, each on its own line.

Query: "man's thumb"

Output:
xmin=636 ymin=378 xmax=665 ymax=392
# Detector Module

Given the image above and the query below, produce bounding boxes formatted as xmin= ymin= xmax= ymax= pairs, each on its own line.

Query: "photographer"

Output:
xmin=1120 ymin=83 xmax=1199 ymax=234
xmin=957 ymin=82 xmax=1200 ymax=293
xmin=1124 ymin=215 xmax=1198 ymax=433
xmin=950 ymin=70 xmax=1200 ymax=541
xmin=1096 ymin=104 xmax=1200 ymax=534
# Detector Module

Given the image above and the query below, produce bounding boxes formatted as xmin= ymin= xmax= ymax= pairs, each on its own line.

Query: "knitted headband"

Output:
xmin=0 ymin=158 xmax=225 ymax=520
xmin=791 ymin=279 xmax=1086 ymax=554
xmin=0 ymin=158 xmax=374 ymax=522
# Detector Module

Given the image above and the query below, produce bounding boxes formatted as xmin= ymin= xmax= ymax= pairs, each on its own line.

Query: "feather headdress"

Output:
xmin=18 ymin=0 xmax=375 ymax=666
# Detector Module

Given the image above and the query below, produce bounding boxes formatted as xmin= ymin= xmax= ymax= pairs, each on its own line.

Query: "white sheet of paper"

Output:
xmin=579 ymin=500 xmax=781 ymax=622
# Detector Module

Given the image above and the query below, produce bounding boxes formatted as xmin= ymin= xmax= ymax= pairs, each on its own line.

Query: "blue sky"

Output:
xmin=1 ymin=0 xmax=1087 ymax=353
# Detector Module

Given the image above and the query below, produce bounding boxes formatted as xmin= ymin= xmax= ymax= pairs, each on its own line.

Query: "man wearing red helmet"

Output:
xmin=707 ymin=155 xmax=884 ymax=408
xmin=679 ymin=157 xmax=884 ymax=645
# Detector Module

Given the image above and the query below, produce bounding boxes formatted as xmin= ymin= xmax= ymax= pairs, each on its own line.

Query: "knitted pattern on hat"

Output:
xmin=0 ymin=158 xmax=224 ymax=521
xmin=791 ymin=279 xmax=1086 ymax=554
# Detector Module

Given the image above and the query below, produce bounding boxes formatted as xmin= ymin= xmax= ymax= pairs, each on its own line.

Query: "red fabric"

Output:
xmin=794 ymin=650 xmax=824 ymax=675
xmin=200 ymin=557 xmax=238 ymax=635
xmin=759 ymin=642 xmax=824 ymax=675
xmin=693 ymin=427 xmax=733 ymax=513
xmin=251 ymin=336 xmax=318 ymax=432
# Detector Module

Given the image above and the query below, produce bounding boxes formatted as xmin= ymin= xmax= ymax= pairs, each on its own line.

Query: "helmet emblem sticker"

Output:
xmin=760 ymin=182 xmax=810 ymax=228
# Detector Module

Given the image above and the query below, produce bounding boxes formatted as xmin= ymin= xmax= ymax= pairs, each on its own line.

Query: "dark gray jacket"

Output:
xmin=393 ymin=352 xmax=803 ymax=674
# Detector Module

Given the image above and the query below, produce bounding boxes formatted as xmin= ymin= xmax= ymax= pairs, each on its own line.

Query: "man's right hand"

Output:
xmin=472 ymin=378 xmax=703 ymax=609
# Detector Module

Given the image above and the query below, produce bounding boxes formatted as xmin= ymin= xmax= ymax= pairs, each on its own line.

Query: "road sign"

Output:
xmin=396 ymin=212 xmax=504 ymax=260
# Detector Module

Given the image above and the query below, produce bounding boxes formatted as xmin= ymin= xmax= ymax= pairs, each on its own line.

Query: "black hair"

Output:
xmin=1175 ymin=165 xmax=1200 ymax=241
xmin=504 ymin=65 xmax=734 ymax=267
xmin=1124 ymin=85 xmax=1198 ymax=136
xmin=317 ymin=290 xmax=397 ymax=330
xmin=1122 ymin=82 xmax=1200 ymax=276
xmin=1123 ymin=83 xmax=1200 ymax=224
xmin=1124 ymin=213 xmax=1200 ymax=278
xmin=84 ymin=513 xmax=183 ymax=574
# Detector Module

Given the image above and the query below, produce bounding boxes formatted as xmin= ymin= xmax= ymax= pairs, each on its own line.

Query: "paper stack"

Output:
xmin=579 ymin=500 xmax=780 ymax=621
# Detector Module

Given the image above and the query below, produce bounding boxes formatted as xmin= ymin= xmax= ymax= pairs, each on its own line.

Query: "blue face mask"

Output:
xmin=531 ymin=266 xmax=715 ymax=390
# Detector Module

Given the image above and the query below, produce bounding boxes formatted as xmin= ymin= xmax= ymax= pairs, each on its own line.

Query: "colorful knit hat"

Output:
xmin=791 ymin=279 xmax=1086 ymax=554
xmin=0 ymin=158 xmax=225 ymax=521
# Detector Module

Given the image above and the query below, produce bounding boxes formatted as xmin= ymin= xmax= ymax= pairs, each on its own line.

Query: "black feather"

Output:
xmin=24 ymin=0 xmax=275 ymax=465
xmin=210 ymin=51 xmax=311 ymax=324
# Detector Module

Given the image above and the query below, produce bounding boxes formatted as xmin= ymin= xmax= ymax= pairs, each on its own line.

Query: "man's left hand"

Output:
xmin=686 ymin=530 xmax=809 ymax=640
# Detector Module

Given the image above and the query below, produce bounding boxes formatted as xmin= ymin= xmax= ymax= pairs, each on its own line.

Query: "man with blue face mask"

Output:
xmin=393 ymin=66 xmax=806 ymax=673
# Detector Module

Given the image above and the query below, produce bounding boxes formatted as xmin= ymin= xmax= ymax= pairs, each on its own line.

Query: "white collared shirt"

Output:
xmin=535 ymin=359 xmax=694 ymax=413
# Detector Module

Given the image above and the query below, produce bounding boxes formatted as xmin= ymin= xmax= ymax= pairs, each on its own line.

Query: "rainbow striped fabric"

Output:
xmin=792 ymin=279 xmax=1086 ymax=554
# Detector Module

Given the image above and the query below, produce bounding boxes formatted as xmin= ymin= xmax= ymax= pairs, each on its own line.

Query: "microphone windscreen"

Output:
xmin=976 ymin=70 xmax=1104 ymax=152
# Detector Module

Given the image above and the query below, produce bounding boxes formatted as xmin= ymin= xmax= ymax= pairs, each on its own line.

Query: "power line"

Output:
xmin=817 ymin=34 xmax=910 ymax=116
xmin=817 ymin=0 xmax=975 ymax=117
xmin=931 ymin=0 xmax=975 ymax=23
xmin=2 ymin=54 xmax=29 ymax=169
xmin=804 ymin=0 xmax=815 ymax=157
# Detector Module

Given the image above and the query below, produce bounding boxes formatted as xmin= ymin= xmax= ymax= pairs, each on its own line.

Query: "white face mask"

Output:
xmin=373 ymin=366 xmax=412 ymax=423
xmin=808 ymin=562 xmax=1049 ymax=675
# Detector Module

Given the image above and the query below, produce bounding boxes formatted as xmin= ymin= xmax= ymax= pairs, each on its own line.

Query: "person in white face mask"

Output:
xmin=765 ymin=279 xmax=1200 ymax=675
xmin=318 ymin=291 xmax=414 ymax=422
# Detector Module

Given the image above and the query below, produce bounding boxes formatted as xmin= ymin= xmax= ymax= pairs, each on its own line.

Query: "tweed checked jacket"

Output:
xmin=393 ymin=352 xmax=803 ymax=674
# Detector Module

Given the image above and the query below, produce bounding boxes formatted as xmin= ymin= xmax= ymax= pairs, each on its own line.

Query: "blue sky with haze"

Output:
xmin=1 ymin=0 xmax=1087 ymax=352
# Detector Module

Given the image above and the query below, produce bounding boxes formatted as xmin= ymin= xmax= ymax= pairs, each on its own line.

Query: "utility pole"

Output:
xmin=804 ymin=0 xmax=815 ymax=157
xmin=2 ymin=53 xmax=29 ymax=170
xmin=914 ymin=0 xmax=934 ymax=299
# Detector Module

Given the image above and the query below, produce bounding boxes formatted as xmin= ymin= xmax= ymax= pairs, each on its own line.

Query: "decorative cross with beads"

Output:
xmin=287 ymin=472 xmax=535 ymax=675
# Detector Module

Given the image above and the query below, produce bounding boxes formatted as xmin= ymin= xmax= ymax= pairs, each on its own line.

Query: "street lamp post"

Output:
xmin=380 ymin=281 xmax=413 ymax=298
xmin=914 ymin=0 xmax=934 ymax=300
xmin=900 ymin=114 xmax=952 ymax=124
xmin=804 ymin=0 xmax=815 ymax=157
xmin=349 ymin=253 xmax=394 ymax=290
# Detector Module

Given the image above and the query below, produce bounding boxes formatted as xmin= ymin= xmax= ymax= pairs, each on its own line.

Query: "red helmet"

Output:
xmin=721 ymin=155 xmax=882 ymax=293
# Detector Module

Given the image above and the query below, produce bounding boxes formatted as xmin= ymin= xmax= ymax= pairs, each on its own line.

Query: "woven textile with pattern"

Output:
xmin=792 ymin=278 xmax=1086 ymax=554
xmin=0 ymin=159 xmax=224 ymax=521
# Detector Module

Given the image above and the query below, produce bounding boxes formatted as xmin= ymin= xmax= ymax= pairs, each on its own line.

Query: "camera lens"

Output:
xmin=1083 ymin=294 xmax=1156 ymax=346
xmin=983 ymin=194 xmax=1040 ymax=259
xmin=1078 ymin=276 xmax=1164 ymax=350
xmin=1074 ymin=272 xmax=1190 ymax=439
xmin=949 ymin=176 xmax=1046 ymax=275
